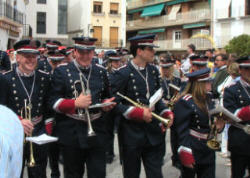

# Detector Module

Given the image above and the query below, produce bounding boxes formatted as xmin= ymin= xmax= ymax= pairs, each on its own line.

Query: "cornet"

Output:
xmin=117 ymin=92 xmax=170 ymax=126
xmin=21 ymin=99 xmax=36 ymax=167
xmin=207 ymin=117 xmax=221 ymax=151
xmin=73 ymin=74 xmax=96 ymax=137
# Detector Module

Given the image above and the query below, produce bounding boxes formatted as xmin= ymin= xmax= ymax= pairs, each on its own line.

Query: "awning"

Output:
xmin=168 ymin=4 xmax=181 ymax=20
xmin=183 ymin=23 xmax=207 ymax=29
xmin=138 ymin=28 xmax=165 ymax=34
xmin=127 ymin=8 xmax=144 ymax=14
xmin=166 ymin=0 xmax=191 ymax=6
xmin=140 ymin=3 xmax=165 ymax=17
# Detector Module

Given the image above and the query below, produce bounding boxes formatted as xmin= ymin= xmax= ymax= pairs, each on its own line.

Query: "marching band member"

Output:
xmin=223 ymin=56 xmax=250 ymax=178
xmin=110 ymin=34 xmax=174 ymax=178
xmin=37 ymin=40 xmax=62 ymax=73
xmin=159 ymin=53 xmax=181 ymax=168
xmin=173 ymin=68 xmax=224 ymax=178
xmin=0 ymin=39 xmax=52 ymax=178
xmin=105 ymin=50 xmax=122 ymax=163
xmin=49 ymin=36 xmax=116 ymax=178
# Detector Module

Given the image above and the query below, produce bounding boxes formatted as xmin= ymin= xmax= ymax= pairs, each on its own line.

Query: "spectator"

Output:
xmin=180 ymin=44 xmax=195 ymax=74
xmin=0 ymin=105 xmax=24 ymax=178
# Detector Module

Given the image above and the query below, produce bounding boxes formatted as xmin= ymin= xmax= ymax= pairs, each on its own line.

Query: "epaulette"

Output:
xmin=117 ymin=64 xmax=127 ymax=71
xmin=38 ymin=69 xmax=49 ymax=75
xmin=225 ymin=81 xmax=236 ymax=89
xmin=95 ymin=63 xmax=105 ymax=69
xmin=182 ymin=94 xmax=192 ymax=101
xmin=2 ymin=69 xmax=12 ymax=75
xmin=57 ymin=63 xmax=68 ymax=68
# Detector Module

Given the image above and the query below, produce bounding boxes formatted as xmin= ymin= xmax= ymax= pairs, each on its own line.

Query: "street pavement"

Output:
xmin=24 ymin=130 xmax=232 ymax=178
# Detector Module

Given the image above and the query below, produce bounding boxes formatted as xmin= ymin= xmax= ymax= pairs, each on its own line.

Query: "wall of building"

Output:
xmin=213 ymin=0 xmax=249 ymax=48
xmin=0 ymin=29 xmax=9 ymax=50
xmin=26 ymin=0 xmax=68 ymax=43
xmin=90 ymin=0 xmax=123 ymax=48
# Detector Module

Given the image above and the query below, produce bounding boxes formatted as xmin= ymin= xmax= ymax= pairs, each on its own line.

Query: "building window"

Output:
xmin=37 ymin=0 xmax=46 ymax=4
xmin=246 ymin=0 xmax=250 ymax=16
xmin=174 ymin=31 xmax=182 ymax=41
xmin=93 ymin=1 xmax=102 ymax=13
xmin=37 ymin=12 xmax=46 ymax=34
xmin=58 ymin=0 xmax=67 ymax=34
xmin=110 ymin=3 xmax=118 ymax=14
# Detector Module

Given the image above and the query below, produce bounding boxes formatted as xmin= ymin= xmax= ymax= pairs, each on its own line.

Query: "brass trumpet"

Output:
xmin=165 ymin=83 xmax=180 ymax=110
xmin=117 ymin=92 xmax=170 ymax=126
xmin=207 ymin=118 xmax=221 ymax=151
xmin=73 ymin=74 xmax=96 ymax=137
xmin=21 ymin=99 xmax=36 ymax=167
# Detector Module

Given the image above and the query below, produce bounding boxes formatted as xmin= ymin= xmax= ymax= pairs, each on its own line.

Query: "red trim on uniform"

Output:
xmin=179 ymin=150 xmax=195 ymax=166
xmin=45 ymin=121 xmax=53 ymax=135
xmin=21 ymin=45 xmax=37 ymax=49
xmin=162 ymin=110 xmax=174 ymax=119
xmin=58 ymin=99 xmax=76 ymax=114
xmin=18 ymin=116 xmax=23 ymax=120
xmin=128 ymin=107 xmax=144 ymax=121
xmin=237 ymin=106 xmax=250 ymax=122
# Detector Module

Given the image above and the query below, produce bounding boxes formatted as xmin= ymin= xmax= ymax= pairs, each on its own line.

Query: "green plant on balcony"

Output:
xmin=225 ymin=34 xmax=250 ymax=57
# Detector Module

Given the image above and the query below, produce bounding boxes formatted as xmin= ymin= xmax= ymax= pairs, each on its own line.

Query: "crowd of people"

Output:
xmin=0 ymin=34 xmax=249 ymax=178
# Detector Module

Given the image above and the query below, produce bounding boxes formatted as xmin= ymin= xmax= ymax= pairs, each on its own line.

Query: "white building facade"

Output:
xmin=25 ymin=0 xmax=68 ymax=45
xmin=0 ymin=0 xmax=26 ymax=50
xmin=213 ymin=0 xmax=250 ymax=48
xmin=67 ymin=0 xmax=126 ymax=49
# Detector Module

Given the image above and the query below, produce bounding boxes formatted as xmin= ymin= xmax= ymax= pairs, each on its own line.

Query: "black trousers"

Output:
xmin=20 ymin=142 xmax=48 ymax=178
xmin=231 ymin=152 xmax=250 ymax=178
xmin=49 ymin=142 xmax=60 ymax=178
xmin=61 ymin=145 xmax=106 ymax=178
xmin=182 ymin=163 xmax=215 ymax=178
xmin=122 ymin=142 xmax=164 ymax=178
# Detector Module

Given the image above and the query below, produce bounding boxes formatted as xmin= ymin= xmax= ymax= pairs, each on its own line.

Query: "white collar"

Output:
xmin=74 ymin=59 xmax=91 ymax=70
xmin=131 ymin=60 xmax=146 ymax=70
xmin=16 ymin=67 xmax=35 ymax=77
xmin=219 ymin=65 xmax=227 ymax=71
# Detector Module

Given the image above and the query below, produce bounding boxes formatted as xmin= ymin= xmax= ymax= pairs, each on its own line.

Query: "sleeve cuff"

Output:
xmin=237 ymin=106 xmax=250 ymax=122
xmin=178 ymin=146 xmax=195 ymax=166
xmin=160 ymin=109 xmax=174 ymax=119
xmin=54 ymin=99 xmax=76 ymax=114
xmin=123 ymin=106 xmax=144 ymax=121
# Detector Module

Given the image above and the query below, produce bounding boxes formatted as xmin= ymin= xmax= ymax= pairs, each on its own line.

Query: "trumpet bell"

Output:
xmin=207 ymin=139 xmax=221 ymax=151
xmin=27 ymin=157 xmax=36 ymax=167
xmin=88 ymin=130 xmax=96 ymax=137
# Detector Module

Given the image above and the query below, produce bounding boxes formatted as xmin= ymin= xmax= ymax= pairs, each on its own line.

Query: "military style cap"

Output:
xmin=105 ymin=50 xmax=121 ymax=61
xmin=190 ymin=55 xmax=208 ymax=66
xmin=14 ymin=39 xmax=40 ymax=54
xmin=45 ymin=40 xmax=62 ymax=49
xmin=236 ymin=56 xmax=250 ymax=68
xmin=186 ymin=68 xmax=211 ymax=82
xmin=116 ymin=47 xmax=129 ymax=56
xmin=160 ymin=58 xmax=175 ymax=68
xmin=47 ymin=50 xmax=65 ymax=62
xmin=128 ymin=34 xmax=159 ymax=48
xmin=65 ymin=47 xmax=74 ymax=56
xmin=72 ymin=37 xmax=97 ymax=50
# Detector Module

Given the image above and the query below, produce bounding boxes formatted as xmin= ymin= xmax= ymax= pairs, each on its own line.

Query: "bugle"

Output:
xmin=117 ymin=92 xmax=170 ymax=126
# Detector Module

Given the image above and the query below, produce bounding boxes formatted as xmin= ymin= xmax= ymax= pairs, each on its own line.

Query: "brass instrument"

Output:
xmin=21 ymin=99 xmax=36 ymax=167
xmin=117 ymin=92 xmax=170 ymax=126
xmin=73 ymin=74 xmax=96 ymax=137
xmin=207 ymin=117 xmax=221 ymax=150
xmin=165 ymin=83 xmax=180 ymax=110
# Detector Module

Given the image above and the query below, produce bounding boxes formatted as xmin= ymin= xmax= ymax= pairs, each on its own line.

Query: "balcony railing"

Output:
xmin=95 ymin=39 xmax=123 ymax=48
xmin=127 ymin=9 xmax=210 ymax=31
xmin=0 ymin=2 xmax=25 ymax=24
xmin=22 ymin=24 xmax=32 ymax=38
xmin=127 ymin=0 xmax=172 ymax=10
xmin=155 ymin=38 xmax=212 ymax=51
